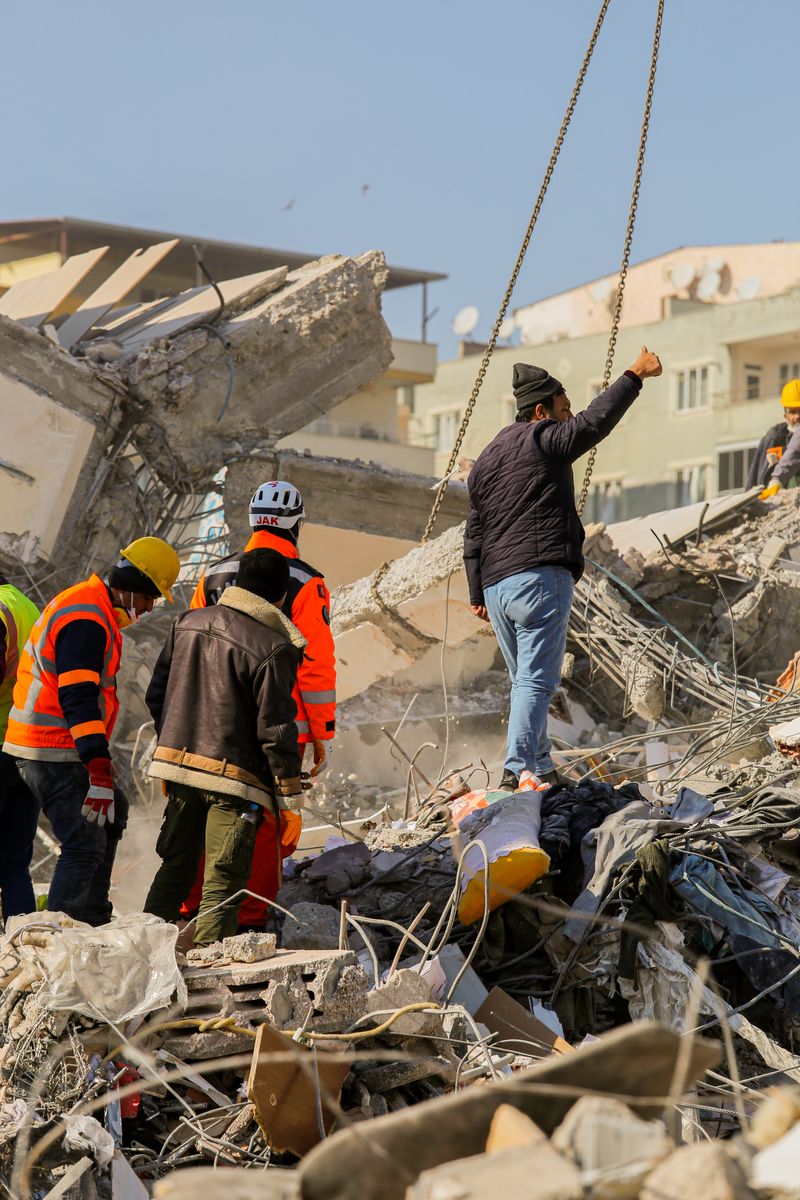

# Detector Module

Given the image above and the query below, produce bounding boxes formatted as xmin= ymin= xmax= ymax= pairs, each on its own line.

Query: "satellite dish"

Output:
xmin=737 ymin=275 xmax=762 ymax=301
xmin=452 ymin=305 xmax=480 ymax=337
xmin=590 ymin=278 xmax=614 ymax=303
xmin=669 ymin=262 xmax=696 ymax=289
xmin=498 ymin=316 xmax=516 ymax=340
xmin=696 ymin=269 xmax=722 ymax=300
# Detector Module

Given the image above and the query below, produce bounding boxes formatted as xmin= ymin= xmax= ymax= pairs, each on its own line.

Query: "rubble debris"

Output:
xmin=280 ymin=902 xmax=341 ymax=951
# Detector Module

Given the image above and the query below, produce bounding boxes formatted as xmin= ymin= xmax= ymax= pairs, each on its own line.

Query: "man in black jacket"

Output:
xmin=464 ymin=346 xmax=662 ymax=791
xmin=144 ymin=548 xmax=306 ymax=945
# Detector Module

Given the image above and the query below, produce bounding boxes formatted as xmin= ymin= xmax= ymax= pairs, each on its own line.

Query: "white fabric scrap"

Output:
xmin=63 ymin=1115 xmax=114 ymax=1168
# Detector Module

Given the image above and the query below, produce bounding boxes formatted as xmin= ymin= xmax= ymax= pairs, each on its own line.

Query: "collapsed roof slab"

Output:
xmin=224 ymin=451 xmax=467 ymax=541
xmin=123 ymin=252 xmax=393 ymax=481
xmin=0 ymin=315 xmax=124 ymax=572
xmin=331 ymin=521 xmax=478 ymax=700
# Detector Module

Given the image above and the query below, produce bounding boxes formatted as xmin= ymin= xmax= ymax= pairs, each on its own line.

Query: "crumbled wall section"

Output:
xmin=123 ymin=252 xmax=394 ymax=480
xmin=225 ymin=451 xmax=467 ymax=541
xmin=0 ymin=315 xmax=125 ymax=575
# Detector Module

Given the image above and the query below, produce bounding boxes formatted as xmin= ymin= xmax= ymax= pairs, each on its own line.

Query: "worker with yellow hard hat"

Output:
xmin=747 ymin=379 xmax=800 ymax=496
xmin=3 ymin=536 xmax=180 ymax=925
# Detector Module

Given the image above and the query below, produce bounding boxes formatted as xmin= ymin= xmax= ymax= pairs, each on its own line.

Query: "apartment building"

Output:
xmin=413 ymin=243 xmax=800 ymax=522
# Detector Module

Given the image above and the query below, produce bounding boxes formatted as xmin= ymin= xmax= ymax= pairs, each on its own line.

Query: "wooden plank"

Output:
xmin=247 ymin=1023 xmax=349 ymax=1158
xmin=57 ymin=239 xmax=178 ymax=348
xmin=0 ymin=247 xmax=109 ymax=327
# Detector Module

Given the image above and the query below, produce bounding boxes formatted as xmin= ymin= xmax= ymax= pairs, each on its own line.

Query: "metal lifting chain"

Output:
xmin=576 ymin=0 xmax=665 ymax=516
xmin=421 ymin=0 xmax=614 ymax=544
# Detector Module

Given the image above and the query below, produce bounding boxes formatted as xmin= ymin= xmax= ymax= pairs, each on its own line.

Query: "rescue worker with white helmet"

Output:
xmin=185 ymin=480 xmax=335 ymax=929
xmin=3 ymin=537 xmax=180 ymax=925
xmin=747 ymin=379 xmax=800 ymax=495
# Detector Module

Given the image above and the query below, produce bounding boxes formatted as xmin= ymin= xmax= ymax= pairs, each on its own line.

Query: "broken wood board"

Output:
xmin=475 ymin=986 xmax=574 ymax=1057
xmin=297 ymin=1020 xmax=719 ymax=1200
xmin=104 ymin=268 xmax=288 ymax=354
xmin=57 ymin=240 xmax=178 ymax=348
xmin=247 ymin=1023 xmax=349 ymax=1157
xmin=0 ymin=247 xmax=109 ymax=326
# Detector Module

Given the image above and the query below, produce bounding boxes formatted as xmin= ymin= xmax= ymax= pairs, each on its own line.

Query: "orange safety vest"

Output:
xmin=4 ymin=574 xmax=122 ymax=761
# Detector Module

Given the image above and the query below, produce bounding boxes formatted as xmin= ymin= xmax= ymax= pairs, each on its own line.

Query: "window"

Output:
xmin=779 ymin=363 xmax=800 ymax=389
xmin=433 ymin=409 xmax=461 ymax=454
xmin=589 ymin=480 xmax=623 ymax=524
xmin=717 ymin=445 xmax=757 ymax=492
xmin=675 ymin=366 xmax=709 ymax=411
xmin=745 ymin=374 xmax=761 ymax=400
xmin=675 ymin=465 xmax=707 ymax=507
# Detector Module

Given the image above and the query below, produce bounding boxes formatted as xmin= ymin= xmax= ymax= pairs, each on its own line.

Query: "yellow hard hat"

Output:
xmin=782 ymin=379 xmax=800 ymax=409
xmin=120 ymin=537 xmax=180 ymax=603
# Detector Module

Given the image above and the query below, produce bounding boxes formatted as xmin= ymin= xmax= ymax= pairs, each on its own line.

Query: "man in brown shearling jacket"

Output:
xmin=143 ymin=548 xmax=306 ymax=946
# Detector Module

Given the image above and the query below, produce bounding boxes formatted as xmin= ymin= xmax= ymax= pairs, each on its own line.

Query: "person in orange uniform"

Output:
xmin=3 ymin=538 xmax=180 ymax=925
xmin=184 ymin=481 xmax=335 ymax=926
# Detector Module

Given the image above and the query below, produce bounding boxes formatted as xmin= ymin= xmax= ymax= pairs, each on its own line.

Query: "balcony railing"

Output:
xmin=711 ymin=388 xmax=780 ymax=409
xmin=301 ymin=417 xmax=436 ymax=448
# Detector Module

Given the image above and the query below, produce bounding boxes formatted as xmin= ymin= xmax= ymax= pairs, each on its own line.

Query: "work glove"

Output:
xmin=82 ymin=758 xmax=115 ymax=827
xmin=310 ymin=739 xmax=332 ymax=778
xmin=275 ymin=775 xmax=305 ymax=813
xmin=760 ymin=481 xmax=783 ymax=500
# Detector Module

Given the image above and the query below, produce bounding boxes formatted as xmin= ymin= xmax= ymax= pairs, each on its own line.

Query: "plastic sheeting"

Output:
xmin=30 ymin=912 xmax=187 ymax=1024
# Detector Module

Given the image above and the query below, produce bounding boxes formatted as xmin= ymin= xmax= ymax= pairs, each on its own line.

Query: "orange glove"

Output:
xmin=760 ymin=481 xmax=782 ymax=500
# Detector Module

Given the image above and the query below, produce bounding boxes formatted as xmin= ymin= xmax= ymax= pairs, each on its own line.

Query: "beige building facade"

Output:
xmin=414 ymin=246 xmax=800 ymax=523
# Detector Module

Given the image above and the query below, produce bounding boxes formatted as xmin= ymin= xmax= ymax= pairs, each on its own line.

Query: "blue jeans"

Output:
xmin=0 ymin=752 xmax=40 ymax=918
xmin=16 ymin=760 xmax=128 ymax=926
xmin=484 ymin=566 xmax=574 ymax=777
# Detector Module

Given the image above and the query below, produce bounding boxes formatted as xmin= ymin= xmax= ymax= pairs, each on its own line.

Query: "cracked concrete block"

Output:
xmin=409 ymin=1143 xmax=583 ymax=1200
xmin=366 ymin=969 xmax=439 ymax=1039
xmin=222 ymin=932 xmax=277 ymax=963
xmin=281 ymin=902 xmax=341 ymax=951
xmin=184 ymin=948 xmax=368 ymax=1033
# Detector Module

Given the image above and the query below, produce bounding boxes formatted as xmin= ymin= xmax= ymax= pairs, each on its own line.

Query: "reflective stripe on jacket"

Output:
xmin=0 ymin=584 xmax=40 ymax=740
xmin=190 ymin=530 xmax=336 ymax=744
xmin=3 ymin=574 xmax=122 ymax=761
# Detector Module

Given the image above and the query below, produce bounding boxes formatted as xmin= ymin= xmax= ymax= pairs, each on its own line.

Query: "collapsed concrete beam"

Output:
xmin=0 ymin=314 xmax=125 ymax=574
xmin=124 ymin=252 xmax=393 ymax=480
xmin=331 ymin=521 xmax=480 ymax=700
xmin=224 ymin=451 xmax=467 ymax=540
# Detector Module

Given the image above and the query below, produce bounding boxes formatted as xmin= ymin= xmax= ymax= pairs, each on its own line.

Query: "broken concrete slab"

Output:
xmin=552 ymin=1096 xmax=672 ymax=1197
xmin=296 ymin=1022 xmax=719 ymax=1200
xmin=365 ymin=969 xmax=439 ymax=1039
xmin=640 ymin=1141 xmax=753 ymax=1200
xmin=223 ymin=450 xmax=467 ymax=541
xmin=408 ymin=1142 xmax=583 ymax=1200
xmin=184 ymin=947 xmax=368 ymax=1033
xmin=332 ymin=521 xmax=485 ymax=700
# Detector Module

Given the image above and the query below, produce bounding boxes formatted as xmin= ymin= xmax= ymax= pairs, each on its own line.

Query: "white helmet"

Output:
xmin=249 ymin=480 xmax=305 ymax=530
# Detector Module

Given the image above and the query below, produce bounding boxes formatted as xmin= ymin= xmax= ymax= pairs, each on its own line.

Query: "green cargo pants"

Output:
xmin=144 ymin=781 xmax=263 ymax=947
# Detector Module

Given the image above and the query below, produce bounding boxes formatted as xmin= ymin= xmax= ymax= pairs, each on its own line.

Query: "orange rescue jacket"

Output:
xmin=4 ymin=574 xmax=122 ymax=761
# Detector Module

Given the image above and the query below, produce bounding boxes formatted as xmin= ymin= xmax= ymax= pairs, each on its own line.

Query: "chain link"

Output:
xmin=576 ymin=0 xmax=665 ymax=516
xmin=421 ymin=0 xmax=613 ymax=544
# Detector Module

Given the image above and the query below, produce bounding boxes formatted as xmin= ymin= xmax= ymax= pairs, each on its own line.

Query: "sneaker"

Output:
xmin=497 ymin=769 xmax=519 ymax=792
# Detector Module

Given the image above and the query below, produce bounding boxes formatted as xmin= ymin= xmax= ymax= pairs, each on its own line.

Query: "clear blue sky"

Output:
xmin=1 ymin=0 xmax=796 ymax=359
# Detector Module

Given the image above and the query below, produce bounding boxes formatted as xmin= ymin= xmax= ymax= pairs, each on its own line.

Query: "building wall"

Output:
xmin=414 ymin=287 xmax=800 ymax=519
xmin=514 ymin=243 xmax=800 ymax=347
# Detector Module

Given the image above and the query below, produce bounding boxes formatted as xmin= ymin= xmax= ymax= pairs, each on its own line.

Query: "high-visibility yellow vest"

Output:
xmin=0 ymin=583 xmax=41 ymax=741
